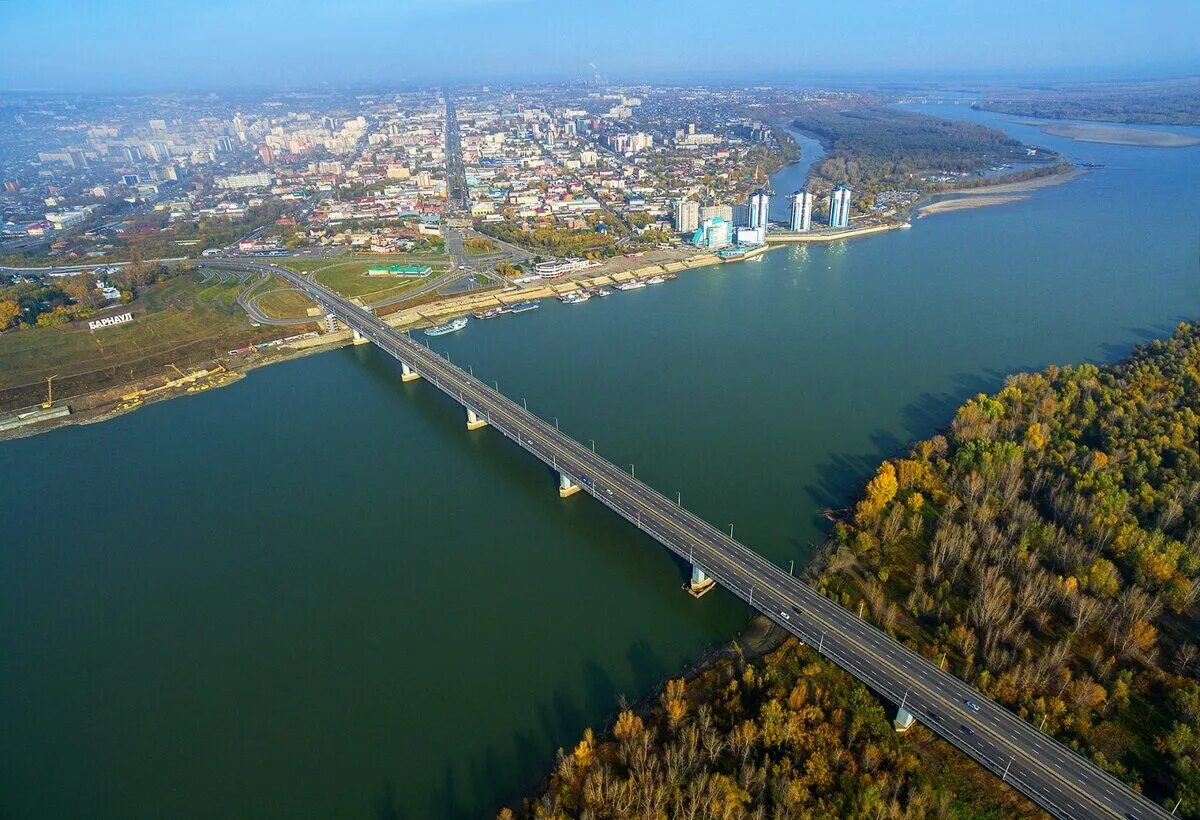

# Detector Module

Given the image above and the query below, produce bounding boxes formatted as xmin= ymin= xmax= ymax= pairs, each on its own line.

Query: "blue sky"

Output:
xmin=2 ymin=0 xmax=1198 ymax=91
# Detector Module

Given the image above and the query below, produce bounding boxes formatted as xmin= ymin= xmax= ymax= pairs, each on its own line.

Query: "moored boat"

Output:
xmin=424 ymin=316 xmax=468 ymax=336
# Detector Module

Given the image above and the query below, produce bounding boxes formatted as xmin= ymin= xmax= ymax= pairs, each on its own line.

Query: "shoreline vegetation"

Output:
xmin=790 ymin=106 xmax=1066 ymax=211
xmin=507 ymin=322 xmax=1200 ymax=818
xmin=0 ymin=163 xmax=1083 ymax=443
xmin=972 ymin=80 xmax=1200 ymax=127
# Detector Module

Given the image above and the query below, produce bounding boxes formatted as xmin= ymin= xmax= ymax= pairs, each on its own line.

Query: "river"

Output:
xmin=2 ymin=105 xmax=1198 ymax=819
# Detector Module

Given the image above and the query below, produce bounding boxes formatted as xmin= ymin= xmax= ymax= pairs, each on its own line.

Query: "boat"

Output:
xmin=473 ymin=305 xmax=510 ymax=319
xmin=595 ymin=287 xmax=613 ymax=297
xmin=509 ymin=300 xmax=540 ymax=314
xmin=662 ymin=272 xmax=678 ymax=281
xmin=613 ymin=280 xmax=646 ymax=291
xmin=424 ymin=317 xmax=468 ymax=336
xmin=558 ymin=290 xmax=592 ymax=304
xmin=643 ymin=275 xmax=666 ymax=285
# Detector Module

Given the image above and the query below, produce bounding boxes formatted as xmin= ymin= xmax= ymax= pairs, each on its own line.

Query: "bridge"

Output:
xmin=211 ymin=258 xmax=1170 ymax=820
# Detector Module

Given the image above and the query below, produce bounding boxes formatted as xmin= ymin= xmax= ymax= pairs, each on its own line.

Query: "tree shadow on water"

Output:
xmin=374 ymin=779 xmax=408 ymax=820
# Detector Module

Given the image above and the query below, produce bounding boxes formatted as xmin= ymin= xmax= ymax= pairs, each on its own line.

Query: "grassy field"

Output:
xmin=255 ymin=288 xmax=319 ymax=320
xmin=281 ymin=253 xmax=451 ymax=274
xmin=0 ymin=274 xmax=283 ymax=410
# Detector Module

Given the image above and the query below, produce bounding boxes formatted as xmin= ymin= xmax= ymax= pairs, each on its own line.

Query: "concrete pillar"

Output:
xmin=466 ymin=407 xmax=488 ymax=430
xmin=894 ymin=706 xmax=916 ymax=733
xmin=400 ymin=361 xmax=421 ymax=382
xmin=352 ymin=328 xmax=369 ymax=346
xmin=324 ymin=313 xmax=341 ymax=333
xmin=558 ymin=472 xmax=580 ymax=498
xmin=686 ymin=564 xmax=716 ymax=598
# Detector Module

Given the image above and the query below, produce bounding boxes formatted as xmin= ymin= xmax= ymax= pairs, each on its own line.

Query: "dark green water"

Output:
xmin=2 ymin=106 xmax=1198 ymax=819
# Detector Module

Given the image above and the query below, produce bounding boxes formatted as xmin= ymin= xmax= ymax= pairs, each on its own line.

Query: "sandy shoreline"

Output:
xmin=913 ymin=166 xmax=1086 ymax=217
xmin=1029 ymin=121 xmax=1200 ymax=148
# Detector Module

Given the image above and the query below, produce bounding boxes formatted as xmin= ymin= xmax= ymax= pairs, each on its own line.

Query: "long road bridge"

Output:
xmin=213 ymin=258 xmax=1170 ymax=820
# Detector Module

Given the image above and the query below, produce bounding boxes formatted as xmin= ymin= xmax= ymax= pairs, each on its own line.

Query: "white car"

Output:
xmin=779 ymin=611 xmax=790 ymax=621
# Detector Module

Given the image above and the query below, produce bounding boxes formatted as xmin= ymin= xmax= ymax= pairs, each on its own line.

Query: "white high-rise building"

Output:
xmin=828 ymin=185 xmax=852 ymax=229
xmin=673 ymin=199 xmax=700 ymax=233
xmin=700 ymin=204 xmax=733 ymax=223
xmin=789 ymin=189 xmax=813 ymax=232
xmin=748 ymin=187 xmax=771 ymax=230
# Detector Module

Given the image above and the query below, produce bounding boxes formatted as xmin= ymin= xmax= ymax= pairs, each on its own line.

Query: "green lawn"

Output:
xmin=255 ymin=288 xmax=319 ymax=320
xmin=281 ymin=253 xmax=450 ymax=274
xmin=309 ymin=264 xmax=429 ymax=301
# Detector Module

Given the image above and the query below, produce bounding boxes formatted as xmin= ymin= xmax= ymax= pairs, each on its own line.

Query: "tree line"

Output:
xmin=507 ymin=321 xmax=1200 ymax=818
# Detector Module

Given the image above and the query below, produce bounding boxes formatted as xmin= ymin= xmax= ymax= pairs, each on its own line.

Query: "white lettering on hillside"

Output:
xmin=88 ymin=312 xmax=133 ymax=331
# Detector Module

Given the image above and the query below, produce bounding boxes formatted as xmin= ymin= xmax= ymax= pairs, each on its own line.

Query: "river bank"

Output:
xmin=5 ymin=98 xmax=1198 ymax=820
xmin=1028 ymin=120 xmax=1200 ymax=147
xmin=1 ymin=162 xmax=1085 ymax=443
xmin=912 ymin=165 xmax=1087 ymax=217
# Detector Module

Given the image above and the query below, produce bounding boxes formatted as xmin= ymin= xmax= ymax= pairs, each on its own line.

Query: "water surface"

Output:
xmin=2 ymin=104 xmax=1198 ymax=819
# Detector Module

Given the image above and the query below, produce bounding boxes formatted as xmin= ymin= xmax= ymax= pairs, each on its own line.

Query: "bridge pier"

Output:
xmin=894 ymin=706 xmax=916 ymax=733
xmin=466 ymin=407 xmax=488 ymax=430
xmin=686 ymin=564 xmax=716 ymax=598
xmin=352 ymin=328 xmax=370 ymax=346
xmin=558 ymin=472 xmax=581 ymax=498
xmin=324 ymin=313 xmax=341 ymax=333
xmin=400 ymin=361 xmax=421 ymax=382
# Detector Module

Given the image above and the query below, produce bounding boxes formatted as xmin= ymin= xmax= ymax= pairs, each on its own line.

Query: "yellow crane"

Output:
xmin=41 ymin=375 xmax=57 ymax=409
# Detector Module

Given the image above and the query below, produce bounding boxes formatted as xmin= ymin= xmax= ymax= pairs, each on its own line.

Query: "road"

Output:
xmin=209 ymin=258 xmax=1170 ymax=820
xmin=443 ymin=90 xmax=469 ymax=213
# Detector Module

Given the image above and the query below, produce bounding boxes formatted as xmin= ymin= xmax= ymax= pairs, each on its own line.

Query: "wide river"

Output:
xmin=2 ymin=105 xmax=1198 ymax=819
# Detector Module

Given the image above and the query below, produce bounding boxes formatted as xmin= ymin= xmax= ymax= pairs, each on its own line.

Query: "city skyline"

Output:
xmin=1 ymin=0 xmax=1199 ymax=92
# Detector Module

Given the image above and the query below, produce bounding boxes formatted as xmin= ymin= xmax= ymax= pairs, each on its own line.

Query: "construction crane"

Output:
xmin=41 ymin=375 xmax=57 ymax=409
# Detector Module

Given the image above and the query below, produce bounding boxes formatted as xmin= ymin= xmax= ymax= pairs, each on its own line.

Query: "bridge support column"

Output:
xmin=894 ymin=706 xmax=916 ymax=733
xmin=324 ymin=313 xmax=341 ymax=333
xmin=558 ymin=472 xmax=580 ymax=498
xmin=686 ymin=564 xmax=716 ymax=598
xmin=466 ymin=408 xmax=488 ymax=430
xmin=352 ymin=328 xmax=370 ymax=346
xmin=400 ymin=361 xmax=421 ymax=382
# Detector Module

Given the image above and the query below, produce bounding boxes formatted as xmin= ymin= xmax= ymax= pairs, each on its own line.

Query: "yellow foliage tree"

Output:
xmin=1024 ymin=422 xmax=1047 ymax=450
xmin=0 ymin=300 xmax=19 ymax=329
xmin=572 ymin=728 xmax=596 ymax=769
xmin=855 ymin=462 xmax=898 ymax=522
xmin=613 ymin=710 xmax=643 ymax=742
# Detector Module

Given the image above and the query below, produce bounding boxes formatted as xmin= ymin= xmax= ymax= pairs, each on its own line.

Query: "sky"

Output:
xmin=1 ymin=0 xmax=1198 ymax=92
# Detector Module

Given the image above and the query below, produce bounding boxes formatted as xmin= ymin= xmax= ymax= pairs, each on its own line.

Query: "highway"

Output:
xmin=210 ymin=258 xmax=1171 ymax=820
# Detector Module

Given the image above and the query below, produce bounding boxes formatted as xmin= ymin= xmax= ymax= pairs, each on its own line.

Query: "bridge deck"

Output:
xmin=218 ymin=260 xmax=1168 ymax=820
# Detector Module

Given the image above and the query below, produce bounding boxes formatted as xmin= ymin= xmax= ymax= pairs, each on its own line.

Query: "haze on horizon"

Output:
xmin=2 ymin=0 xmax=1199 ymax=93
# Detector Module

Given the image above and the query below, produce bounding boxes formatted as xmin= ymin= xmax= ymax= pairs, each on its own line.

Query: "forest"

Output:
xmin=974 ymin=81 xmax=1200 ymax=126
xmin=511 ymin=322 xmax=1200 ymax=818
xmin=793 ymin=107 xmax=1059 ymax=198
xmin=507 ymin=639 xmax=1040 ymax=819
xmin=814 ymin=322 xmax=1200 ymax=813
